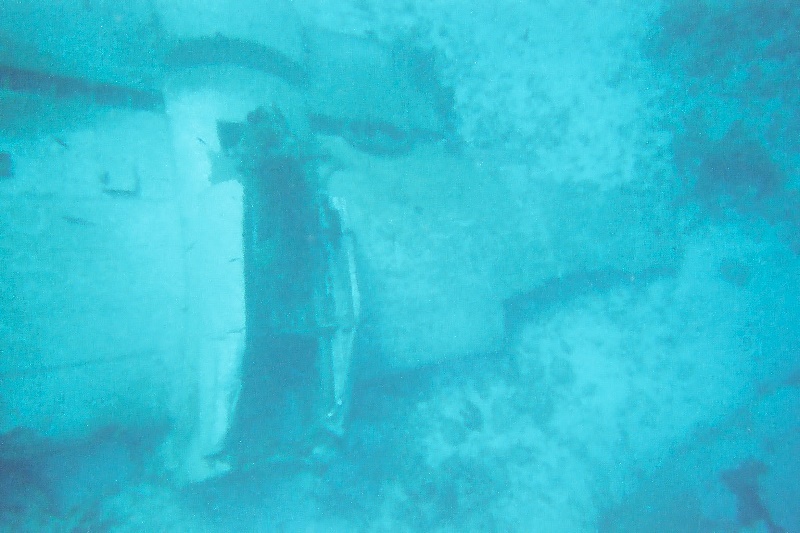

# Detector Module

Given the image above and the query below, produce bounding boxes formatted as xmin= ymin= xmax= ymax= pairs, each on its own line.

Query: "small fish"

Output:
xmin=61 ymin=214 xmax=96 ymax=227
xmin=53 ymin=136 xmax=69 ymax=149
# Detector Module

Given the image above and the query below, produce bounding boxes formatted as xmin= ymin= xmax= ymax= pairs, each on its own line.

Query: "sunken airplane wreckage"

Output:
xmin=0 ymin=1 xmax=678 ymax=481
xmin=220 ymin=105 xmax=362 ymax=466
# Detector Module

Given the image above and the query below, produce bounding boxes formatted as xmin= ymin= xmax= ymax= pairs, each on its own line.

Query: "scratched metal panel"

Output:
xmin=0 ymin=195 xmax=186 ymax=436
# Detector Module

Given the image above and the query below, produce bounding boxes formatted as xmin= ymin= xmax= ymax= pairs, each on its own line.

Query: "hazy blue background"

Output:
xmin=1 ymin=1 xmax=798 ymax=531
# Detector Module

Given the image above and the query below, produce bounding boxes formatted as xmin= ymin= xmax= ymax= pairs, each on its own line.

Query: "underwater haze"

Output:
xmin=1 ymin=0 xmax=799 ymax=531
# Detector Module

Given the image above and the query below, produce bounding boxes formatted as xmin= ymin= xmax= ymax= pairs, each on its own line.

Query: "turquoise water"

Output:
xmin=1 ymin=1 xmax=798 ymax=531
